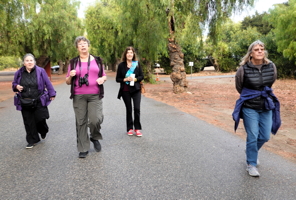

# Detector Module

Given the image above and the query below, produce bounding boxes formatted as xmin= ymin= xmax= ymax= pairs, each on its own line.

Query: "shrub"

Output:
xmin=0 ymin=56 xmax=21 ymax=71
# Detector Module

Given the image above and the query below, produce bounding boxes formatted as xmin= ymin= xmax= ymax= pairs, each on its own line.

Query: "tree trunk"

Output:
xmin=58 ymin=60 xmax=64 ymax=75
xmin=143 ymin=60 xmax=152 ymax=83
xmin=36 ymin=55 xmax=50 ymax=68
xmin=64 ymin=59 xmax=70 ymax=74
xmin=111 ymin=62 xmax=116 ymax=72
xmin=110 ymin=58 xmax=121 ymax=72
xmin=168 ymin=16 xmax=188 ymax=93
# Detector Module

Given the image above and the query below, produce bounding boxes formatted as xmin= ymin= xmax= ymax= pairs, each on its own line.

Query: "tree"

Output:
xmin=85 ymin=1 xmax=123 ymax=72
xmin=85 ymin=0 xmax=254 ymax=90
xmin=267 ymin=0 xmax=296 ymax=77
xmin=166 ymin=0 xmax=254 ymax=93
xmin=112 ymin=0 xmax=169 ymax=82
xmin=230 ymin=26 xmax=262 ymax=60
xmin=268 ymin=0 xmax=296 ymax=62
xmin=241 ymin=12 xmax=273 ymax=35
xmin=0 ymin=0 xmax=83 ymax=73
xmin=86 ymin=0 xmax=169 ymax=83
xmin=25 ymin=0 xmax=84 ymax=72
xmin=203 ymin=20 xmax=241 ymax=72
xmin=0 ymin=0 xmax=28 ymax=56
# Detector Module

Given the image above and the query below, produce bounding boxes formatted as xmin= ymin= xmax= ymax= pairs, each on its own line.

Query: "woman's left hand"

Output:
xmin=50 ymin=97 xmax=55 ymax=101
xmin=96 ymin=78 xmax=105 ymax=85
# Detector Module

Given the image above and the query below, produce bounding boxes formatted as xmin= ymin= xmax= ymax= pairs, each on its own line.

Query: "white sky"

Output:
xmin=78 ymin=0 xmax=96 ymax=18
xmin=78 ymin=0 xmax=288 ymax=21
xmin=231 ymin=0 xmax=288 ymax=22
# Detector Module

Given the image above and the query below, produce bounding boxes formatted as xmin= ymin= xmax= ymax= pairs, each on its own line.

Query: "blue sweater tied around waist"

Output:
xmin=232 ymin=86 xmax=281 ymax=135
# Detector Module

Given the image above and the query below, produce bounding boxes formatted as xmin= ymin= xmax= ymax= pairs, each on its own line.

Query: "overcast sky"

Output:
xmin=78 ymin=0 xmax=288 ymax=21
xmin=231 ymin=0 xmax=288 ymax=22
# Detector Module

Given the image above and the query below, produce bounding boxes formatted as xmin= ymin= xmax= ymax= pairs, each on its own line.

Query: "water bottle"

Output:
xmin=130 ymin=74 xmax=135 ymax=86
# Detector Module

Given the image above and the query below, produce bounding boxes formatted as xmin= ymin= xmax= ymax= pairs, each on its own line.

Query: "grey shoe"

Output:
xmin=246 ymin=165 xmax=260 ymax=177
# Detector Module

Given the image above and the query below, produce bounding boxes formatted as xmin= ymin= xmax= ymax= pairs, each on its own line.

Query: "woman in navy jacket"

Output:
xmin=12 ymin=53 xmax=56 ymax=149
xmin=116 ymin=47 xmax=144 ymax=137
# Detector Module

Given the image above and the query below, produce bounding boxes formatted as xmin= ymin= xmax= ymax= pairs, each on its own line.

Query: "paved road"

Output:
xmin=0 ymin=71 xmax=15 ymax=82
xmin=1 ymin=76 xmax=296 ymax=199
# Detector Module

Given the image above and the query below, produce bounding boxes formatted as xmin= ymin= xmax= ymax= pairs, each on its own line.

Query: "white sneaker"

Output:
xmin=246 ymin=165 xmax=260 ymax=177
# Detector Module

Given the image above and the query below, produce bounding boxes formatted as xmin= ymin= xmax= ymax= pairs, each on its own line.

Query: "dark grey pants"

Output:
xmin=73 ymin=94 xmax=103 ymax=152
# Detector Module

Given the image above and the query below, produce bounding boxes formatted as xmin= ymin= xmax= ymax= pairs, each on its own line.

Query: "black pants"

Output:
xmin=122 ymin=90 xmax=142 ymax=131
xmin=21 ymin=102 xmax=49 ymax=144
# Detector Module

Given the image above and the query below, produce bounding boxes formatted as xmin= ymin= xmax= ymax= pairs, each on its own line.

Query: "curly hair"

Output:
xmin=74 ymin=36 xmax=90 ymax=48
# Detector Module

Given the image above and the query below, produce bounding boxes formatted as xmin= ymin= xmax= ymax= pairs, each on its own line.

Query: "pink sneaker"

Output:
xmin=135 ymin=129 xmax=142 ymax=137
xmin=127 ymin=129 xmax=133 ymax=136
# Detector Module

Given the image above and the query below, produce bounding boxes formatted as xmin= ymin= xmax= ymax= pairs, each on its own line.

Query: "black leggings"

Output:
xmin=122 ymin=90 xmax=142 ymax=131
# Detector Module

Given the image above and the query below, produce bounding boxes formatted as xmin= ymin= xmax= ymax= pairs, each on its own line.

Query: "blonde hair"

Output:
xmin=240 ymin=40 xmax=270 ymax=66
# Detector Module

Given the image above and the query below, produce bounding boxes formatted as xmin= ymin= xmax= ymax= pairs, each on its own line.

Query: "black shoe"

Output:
xmin=90 ymin=138 xmax=101 ymax=152
xmin=26 ymin=144 xmax=34 ymax=149
xmin=79 ymin=151 xmax=88 ymax=158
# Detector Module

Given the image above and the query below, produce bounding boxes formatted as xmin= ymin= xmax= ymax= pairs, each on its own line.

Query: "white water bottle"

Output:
xmin=130 ymin=74 xmax=135 ymax=86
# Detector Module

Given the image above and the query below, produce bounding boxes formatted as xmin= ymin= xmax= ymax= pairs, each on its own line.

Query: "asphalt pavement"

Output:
xmin=0 ymin=75 xmax=296 ymax=199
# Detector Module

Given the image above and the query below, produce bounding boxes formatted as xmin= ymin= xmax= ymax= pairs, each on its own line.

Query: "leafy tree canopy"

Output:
xmin=241 ymin=12 xmax=273 ymax=35
xmin=85 ymin=1 xmax=123 ymax=66
xmin=0 ymin=0 xmax=83 ymax=63
xmin=268 ymin=0 xmax=296 ymax=62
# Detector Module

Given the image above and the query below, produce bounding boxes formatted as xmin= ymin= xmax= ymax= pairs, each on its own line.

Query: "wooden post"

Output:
xmin=44 ymin=61 xmax=51 ymax=80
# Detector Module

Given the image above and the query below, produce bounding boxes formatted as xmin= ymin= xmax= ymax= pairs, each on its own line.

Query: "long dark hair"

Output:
xmin=121 ymin=46 xmax=137 ymax=62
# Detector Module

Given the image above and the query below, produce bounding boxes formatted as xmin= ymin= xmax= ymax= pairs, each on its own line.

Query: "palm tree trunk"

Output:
xmin=168 ymin=15 xmax=188 ymax=93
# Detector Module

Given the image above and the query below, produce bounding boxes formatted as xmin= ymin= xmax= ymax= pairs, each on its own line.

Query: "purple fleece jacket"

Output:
xmin=12 ymin=66 xmax=56 ymax=111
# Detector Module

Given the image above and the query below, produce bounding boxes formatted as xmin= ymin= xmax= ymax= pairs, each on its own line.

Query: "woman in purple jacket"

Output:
xmin=12 ymin=53 xmax=56 ymax=149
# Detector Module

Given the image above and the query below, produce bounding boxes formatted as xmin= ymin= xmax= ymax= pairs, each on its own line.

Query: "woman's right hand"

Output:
xmin=125 ymin=77 xmax=133 ymax=82
xmin=70 ymin=70 xmax=76 ymax=77
xmin=16 ymin=85 xmax=24 ymax=92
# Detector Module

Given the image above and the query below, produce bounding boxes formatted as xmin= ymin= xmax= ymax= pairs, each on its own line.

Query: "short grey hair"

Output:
xmin=74 ymin=36 xmax=90 ymax=48
xmin=23 ymin=53 xmax=36 ymax=64
xmin=240 ymin=40 xmax=270 ymax=66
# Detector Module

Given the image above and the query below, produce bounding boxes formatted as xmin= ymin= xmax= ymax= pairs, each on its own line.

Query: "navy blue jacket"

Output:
xmin=232 ymin=86 xmax=281 ymax=135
